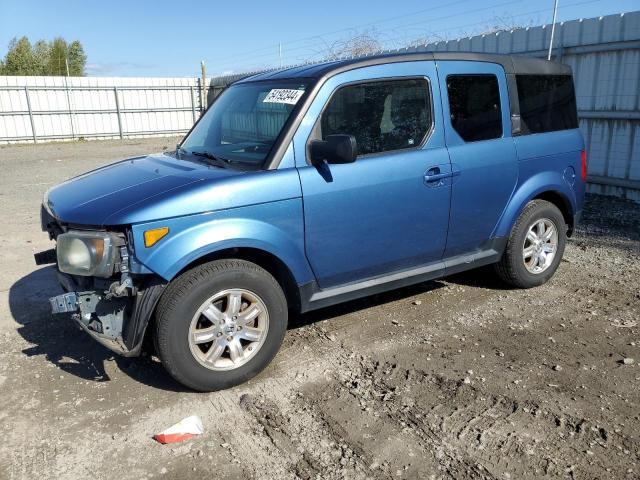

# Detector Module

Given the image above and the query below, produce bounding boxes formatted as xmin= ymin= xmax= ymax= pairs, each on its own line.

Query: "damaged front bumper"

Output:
xmin=49 ymin=271 xmax=139 ymax=356
xmin=44 ymin=268 xmax=165 ymax=358
xmin=36 ymin=212 xmax=166 ymax=357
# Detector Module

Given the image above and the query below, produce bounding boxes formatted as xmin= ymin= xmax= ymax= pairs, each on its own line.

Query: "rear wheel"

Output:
xmin=154 ymin=259 xmax=287 ymax=391
xmin=494 ymin=200 xmax=566 ymax=288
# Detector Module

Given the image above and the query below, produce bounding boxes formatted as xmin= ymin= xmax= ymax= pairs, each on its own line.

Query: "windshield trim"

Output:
xmin=178 ymin=77 xmax=316 ymax=170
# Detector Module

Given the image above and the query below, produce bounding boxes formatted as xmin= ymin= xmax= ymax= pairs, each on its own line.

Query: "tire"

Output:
xmin=494 ymin=200 xmax=567 ymax=288
xmin=154 ymin=259 xmax=287 ymax=392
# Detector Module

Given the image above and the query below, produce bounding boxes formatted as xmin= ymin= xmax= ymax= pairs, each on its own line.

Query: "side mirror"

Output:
xmin=309 ymin=134 xmax=357 ymax=165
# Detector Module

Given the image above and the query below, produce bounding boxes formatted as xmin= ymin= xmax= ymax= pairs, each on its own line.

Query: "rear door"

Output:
xmin=292 ymin=62 xmax=452 ymax=288
xmin=436 ymin=61 xmax=518 ymax=257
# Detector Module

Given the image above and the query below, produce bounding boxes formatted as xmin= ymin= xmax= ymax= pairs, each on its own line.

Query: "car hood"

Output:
xmin=45 ymin=153 xmax=242 ymax=226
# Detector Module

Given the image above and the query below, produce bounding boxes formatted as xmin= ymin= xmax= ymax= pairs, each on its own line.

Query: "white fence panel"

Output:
xmin=0 ymin=75 xmax=204 ymax=143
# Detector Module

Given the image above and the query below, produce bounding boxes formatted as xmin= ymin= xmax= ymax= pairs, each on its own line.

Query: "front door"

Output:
xmin=293 ymin=62 xmax=451 ymax=289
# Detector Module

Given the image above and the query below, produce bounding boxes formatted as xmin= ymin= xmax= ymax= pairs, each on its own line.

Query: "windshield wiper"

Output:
xmin=189 ymin=150 xmax=232 ymax=167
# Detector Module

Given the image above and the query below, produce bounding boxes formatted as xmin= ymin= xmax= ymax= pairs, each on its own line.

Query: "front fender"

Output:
xmin=494 ymin=170 xmax=576 ymax=238
xmin=130 ymin=199 xmax=314 ymax=285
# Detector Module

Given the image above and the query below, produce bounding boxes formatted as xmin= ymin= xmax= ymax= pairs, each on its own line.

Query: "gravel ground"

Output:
xmin=0 ymin=139 xmax=638 ymax=480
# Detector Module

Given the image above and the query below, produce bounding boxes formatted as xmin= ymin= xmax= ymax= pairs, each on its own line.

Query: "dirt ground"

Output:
xmin=0 ymin=138 xmax=638 ymax=480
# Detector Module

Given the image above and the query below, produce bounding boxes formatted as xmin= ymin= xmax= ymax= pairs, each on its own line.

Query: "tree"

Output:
xmin=1 ymin=37 xmax=38 ymax=75
xmin=67 ymin=41 xmax=87 ymax=76
xmin=0 ymin=36 xmax=87 ymax=76
xmin=32 ymin=40 xmax=51 ymax=75
xmin=47 ymin=37 xmax=68 ymax=75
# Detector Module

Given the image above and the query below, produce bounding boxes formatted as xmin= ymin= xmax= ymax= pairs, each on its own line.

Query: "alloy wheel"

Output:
xmin=188 ymin=288 xmax=269 ymax=371
xmin=522 ymin=218 xmax=558 ymax=274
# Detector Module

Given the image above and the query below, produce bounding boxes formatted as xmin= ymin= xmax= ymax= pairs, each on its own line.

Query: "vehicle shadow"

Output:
xmin=289 ymin=280 xmax=446 ymax=330
xmin=442 ymin=265 xmax=513 ymax=290
xmin=9 ymin=266 xmax=186 ymax=392
xmin=10 ymin=267 xmax=450 ymax=390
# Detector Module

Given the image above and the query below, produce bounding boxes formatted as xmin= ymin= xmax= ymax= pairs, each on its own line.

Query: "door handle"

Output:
xmin=423 ymin=167 xmax=451 ymax=186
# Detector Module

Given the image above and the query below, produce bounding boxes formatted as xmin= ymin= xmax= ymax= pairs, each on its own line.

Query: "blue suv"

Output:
xmin=37 ymin=53 xmax=586 ymax=391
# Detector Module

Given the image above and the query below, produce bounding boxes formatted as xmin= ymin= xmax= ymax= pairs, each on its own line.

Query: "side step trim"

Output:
xmin=310 ymin=261 xmax=444 ymax=302
xmin=300 ymin=238 xmax=506 ymax=312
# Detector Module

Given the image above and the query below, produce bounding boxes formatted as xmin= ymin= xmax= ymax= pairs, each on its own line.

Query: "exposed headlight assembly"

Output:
xmin=56 ymin=231 xmax=123 ymax=277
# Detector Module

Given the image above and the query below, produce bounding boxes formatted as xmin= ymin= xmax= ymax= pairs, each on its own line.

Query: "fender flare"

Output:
xmin=494 ymin=171 xmax=577 ymax=239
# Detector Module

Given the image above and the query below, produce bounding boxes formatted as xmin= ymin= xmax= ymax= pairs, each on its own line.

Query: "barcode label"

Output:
xmin=263 ymin=89 xmax=304 ymax=105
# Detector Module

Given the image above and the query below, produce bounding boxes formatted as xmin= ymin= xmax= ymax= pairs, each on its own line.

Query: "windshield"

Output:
xmin=180 ymin=79 xmax=309 ymax=167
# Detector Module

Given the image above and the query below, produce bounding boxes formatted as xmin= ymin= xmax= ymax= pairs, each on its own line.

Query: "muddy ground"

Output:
xmin=0 ymin=138 xmax=638 ymax=480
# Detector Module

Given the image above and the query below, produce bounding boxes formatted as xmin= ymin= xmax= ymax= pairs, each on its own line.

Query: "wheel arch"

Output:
xmin=531 ymin=190 xmax=575 ymax=236
xmin=495 ymin=172 xmax=577 ymax=240
xmin=173 ymin=247 xmax=302 ymax=313
xmin=138 ymin=246 xmax=302 ymax=357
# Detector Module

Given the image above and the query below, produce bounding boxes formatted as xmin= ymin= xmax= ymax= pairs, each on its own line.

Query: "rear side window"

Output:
xmin=516 ymin=75 xmax=578 ymax=134
xmin=320 ymin=78 xmax=432 ymax=156
xmin=447 ymin=74 xmax=502 ymax=142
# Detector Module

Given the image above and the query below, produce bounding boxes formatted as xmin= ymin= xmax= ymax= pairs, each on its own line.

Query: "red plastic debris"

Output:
xmin=153 ymin=416 xmax=204 ymax=444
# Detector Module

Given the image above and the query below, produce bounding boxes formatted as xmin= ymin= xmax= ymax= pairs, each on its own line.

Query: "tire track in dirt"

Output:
xmin=307 ymin=356 xmax=640 ymax=479
xmin=237 ymin=392 xmax=391 ymax=480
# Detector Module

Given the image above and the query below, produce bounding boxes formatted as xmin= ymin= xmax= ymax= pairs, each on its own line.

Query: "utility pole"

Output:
xmin=548 ymin=0 xmax=559 ymax=60
xmin=279 ymin=43 xmax=283 ymax=68
xmin=65 ymin=57 xmax=76 ymax=139
xmin=200 ymin=60 xmax=207 ymax=113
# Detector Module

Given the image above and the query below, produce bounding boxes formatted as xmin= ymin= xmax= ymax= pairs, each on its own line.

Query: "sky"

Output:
xmin=0 ymin=0 xmax=638 ymax=77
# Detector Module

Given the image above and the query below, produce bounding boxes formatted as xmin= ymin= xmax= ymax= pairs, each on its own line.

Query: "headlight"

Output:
xmin=56 ymin=231 xmax=121 ymax=277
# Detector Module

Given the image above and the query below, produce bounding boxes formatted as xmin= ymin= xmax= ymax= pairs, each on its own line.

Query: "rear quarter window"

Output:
xmin=516 ymin=75 xmax=578 ymax=134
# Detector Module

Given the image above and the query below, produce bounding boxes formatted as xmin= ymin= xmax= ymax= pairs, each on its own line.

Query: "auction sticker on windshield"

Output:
xmin=263 ymin=89 xmax=305 ymax=105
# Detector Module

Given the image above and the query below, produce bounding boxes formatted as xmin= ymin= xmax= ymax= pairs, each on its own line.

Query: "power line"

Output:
xmin=371 ymin=0 xmax=601 ymax=49
xmin=210 ymin=0 xmax=526 ymax=69
xmin=210 ymin=0 xmax=606 ymax=73
xmin=206 ymin=0 xmax=477 ymax=65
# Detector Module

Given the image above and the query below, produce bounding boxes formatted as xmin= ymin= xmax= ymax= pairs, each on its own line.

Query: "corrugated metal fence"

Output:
xmin=412 ymin=11 xmax=640 ymax=201
xmin=209 ymin=11 xmax=640 ymax=201
xmin=0 ymin=76 xmax=205 ymax=143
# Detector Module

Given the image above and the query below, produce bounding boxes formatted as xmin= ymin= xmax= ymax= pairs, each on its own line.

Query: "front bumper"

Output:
xmin=49 ymin=272 xmax=136 ymax=356
xmin=45 ymin=269 xmax=166 ymax=358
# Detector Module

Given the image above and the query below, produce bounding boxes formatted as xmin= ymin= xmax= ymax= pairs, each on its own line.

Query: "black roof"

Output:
xmin=239 ymin=52 xmax=571 ymax=83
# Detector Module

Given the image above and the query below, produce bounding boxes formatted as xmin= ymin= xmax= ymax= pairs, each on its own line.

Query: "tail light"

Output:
xmin=580 ymin=149 xmax=588 ymax=181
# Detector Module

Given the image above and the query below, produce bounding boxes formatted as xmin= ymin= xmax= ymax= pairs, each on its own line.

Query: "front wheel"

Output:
xmin=494 ymin=200 xmax=567 ymax=288
xmin=154 ymin=259 xmax=287 ymax=391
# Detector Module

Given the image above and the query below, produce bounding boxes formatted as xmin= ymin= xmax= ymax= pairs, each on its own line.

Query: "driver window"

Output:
xmin=320 ymin=78 xmax=432 ymax=156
